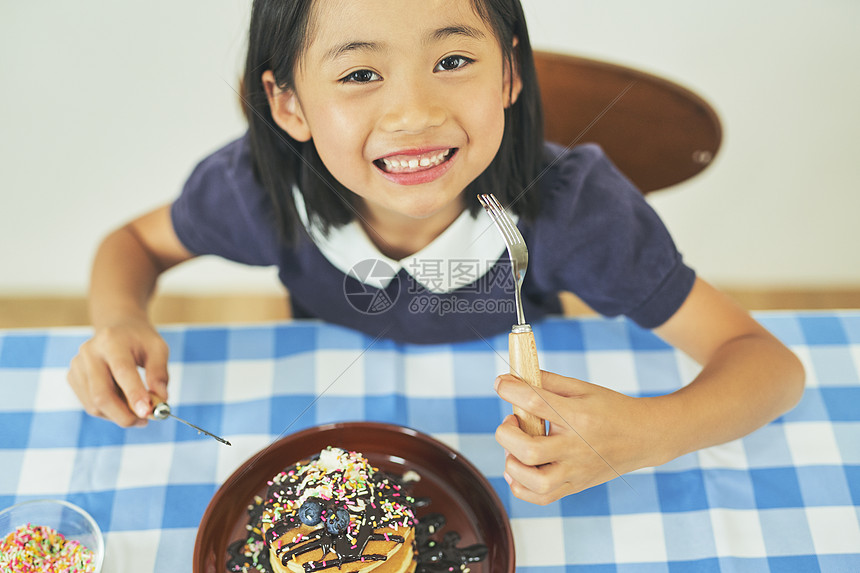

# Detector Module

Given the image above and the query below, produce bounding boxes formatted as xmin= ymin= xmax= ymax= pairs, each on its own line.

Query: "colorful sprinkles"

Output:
xmin=261 ymin=447 xmax=417 ymax=570
xmin=0 ymin=523 xmax=96 ymax=573
xmin=226 ymin=447 xmax=488 ymax=573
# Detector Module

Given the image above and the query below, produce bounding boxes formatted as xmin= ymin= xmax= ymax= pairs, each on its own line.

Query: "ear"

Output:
xmin=262 ymin=70 xmax=312 ymax=142
xmin=503 ymin=37 xmax=523 ymax=108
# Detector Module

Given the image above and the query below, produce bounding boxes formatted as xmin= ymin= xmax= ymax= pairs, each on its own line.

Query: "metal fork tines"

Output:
xmin=477 ymin=194 xmax=529 ymax=329
xmin=151 ymin=402 xmax=232 ymax=446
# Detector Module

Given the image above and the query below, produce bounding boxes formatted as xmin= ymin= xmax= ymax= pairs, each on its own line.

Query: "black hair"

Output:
xmin=241 ymin=0 xmax=544 ymax=245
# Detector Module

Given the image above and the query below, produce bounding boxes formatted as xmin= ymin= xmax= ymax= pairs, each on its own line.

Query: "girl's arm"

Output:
xmin=494 ymin=277 xmax=805 ymax=505
xmin=650 ymin=278 xmax=805 ymax=456
xmin=67 ymin=204 xmax=194 ymax=427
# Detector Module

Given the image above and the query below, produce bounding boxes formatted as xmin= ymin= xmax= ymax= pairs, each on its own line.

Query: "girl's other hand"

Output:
xmin=494 ymin=371 xmax=673 ymax=505
xmin=67 ymin=317 xmax=169 ymax=427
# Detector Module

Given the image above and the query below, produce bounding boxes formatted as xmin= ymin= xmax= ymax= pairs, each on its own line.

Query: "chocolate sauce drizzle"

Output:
xmin=265 ymin=472 xmax=408 ymax=570
xmin=226 ymin=463 xmax=488 ymax=573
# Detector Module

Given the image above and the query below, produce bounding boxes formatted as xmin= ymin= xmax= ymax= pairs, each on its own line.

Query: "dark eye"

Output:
xmin=340 ymin=69 xmax=381 ymax=83
xmin=435 ymin=55 xmax=473 ymax=72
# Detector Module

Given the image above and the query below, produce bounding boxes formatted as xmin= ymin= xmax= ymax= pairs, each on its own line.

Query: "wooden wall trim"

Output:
xmin=1 ymin=289 xmax=859 ymax=329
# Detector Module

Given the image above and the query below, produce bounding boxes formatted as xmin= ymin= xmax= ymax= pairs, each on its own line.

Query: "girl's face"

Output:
xmin=265 ymin=0 xmax=520 ymax=225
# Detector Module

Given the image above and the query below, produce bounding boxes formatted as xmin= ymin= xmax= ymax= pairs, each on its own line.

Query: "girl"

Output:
xmin=67 ymin=0 xmax=804 ymax=505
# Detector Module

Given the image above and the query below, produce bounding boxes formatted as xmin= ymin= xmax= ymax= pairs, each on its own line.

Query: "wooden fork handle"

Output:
xmin=509 ymin=330 xmax=547 ymax=437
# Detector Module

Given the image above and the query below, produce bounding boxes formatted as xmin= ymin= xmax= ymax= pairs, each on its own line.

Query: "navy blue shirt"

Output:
xmin=171 ymin=134 xmax=695 ymax=344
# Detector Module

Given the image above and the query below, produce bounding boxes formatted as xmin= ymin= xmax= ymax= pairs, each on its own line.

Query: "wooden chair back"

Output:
xmin=533 ymin=51 xmax=722 ymax=193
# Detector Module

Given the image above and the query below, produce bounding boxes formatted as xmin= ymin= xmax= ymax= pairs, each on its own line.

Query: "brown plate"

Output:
xmin=193 ymin=421 xmax=515 ymax=573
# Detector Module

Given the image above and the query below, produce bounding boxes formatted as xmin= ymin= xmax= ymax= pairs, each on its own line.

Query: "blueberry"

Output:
xmin=325 ymin=507 xmax=350 ymax=535
xmin=297 ymin=498 xmax=323 ymax=526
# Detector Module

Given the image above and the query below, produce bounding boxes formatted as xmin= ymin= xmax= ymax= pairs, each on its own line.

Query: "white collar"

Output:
xmin=293 ymin=189 xmax=514 ymax=294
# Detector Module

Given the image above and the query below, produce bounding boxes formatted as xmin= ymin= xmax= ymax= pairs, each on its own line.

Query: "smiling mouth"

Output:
xmin=374 ymin=148 xmax=456 ymax=173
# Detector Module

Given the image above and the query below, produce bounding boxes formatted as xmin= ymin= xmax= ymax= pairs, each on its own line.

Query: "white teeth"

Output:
xmin=380 ymin=149 xmax=451 ymax=172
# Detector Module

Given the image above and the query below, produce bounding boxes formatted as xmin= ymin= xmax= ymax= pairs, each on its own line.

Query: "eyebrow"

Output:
xmin=430 ymin=24 xmax=486 ymax=43
xmin=322 ymin=24 xmax=486 ymax=63
xmin=324 ymin=41 xmax=383 ymax=63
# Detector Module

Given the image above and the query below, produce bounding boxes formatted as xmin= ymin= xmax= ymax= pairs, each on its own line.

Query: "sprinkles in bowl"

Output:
xmin=1 ymin=523 xmax=97 ymax=572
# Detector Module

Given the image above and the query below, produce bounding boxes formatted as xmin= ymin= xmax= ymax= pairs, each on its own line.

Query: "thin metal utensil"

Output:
xmin=478 ymin=193 xmax=546 ymax=437
xmin=150 ymin=402 xmax=232 ymax=446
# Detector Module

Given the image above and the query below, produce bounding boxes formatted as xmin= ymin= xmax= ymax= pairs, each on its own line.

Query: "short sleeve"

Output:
xmin=526 ymin=143 xmax=696 ymax=329
xmin=170 ymin=135 xmax=280 ymax=266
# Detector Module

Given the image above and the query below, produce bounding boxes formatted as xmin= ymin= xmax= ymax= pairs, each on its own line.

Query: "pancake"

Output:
xmin=260 ymin=447 xmax=417 ymax=572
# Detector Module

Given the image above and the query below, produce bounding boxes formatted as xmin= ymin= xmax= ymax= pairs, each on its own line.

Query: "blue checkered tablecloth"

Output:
xmin=1 ymin=312 xmax=859 ymax=572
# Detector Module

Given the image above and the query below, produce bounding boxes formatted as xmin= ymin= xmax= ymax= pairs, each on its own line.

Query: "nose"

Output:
xmin=378 ymin=76 xmax=447 ymax=134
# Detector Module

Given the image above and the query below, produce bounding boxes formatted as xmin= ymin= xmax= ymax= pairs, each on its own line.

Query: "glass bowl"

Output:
xmin=0 ymin=499 xmax=104 ymax=572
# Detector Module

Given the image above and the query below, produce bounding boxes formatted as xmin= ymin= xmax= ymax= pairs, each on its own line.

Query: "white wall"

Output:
xmin=2 ymin=1 xmax=858 ymax=296
xmin=522 ymin=0 xmax=860 ymax=288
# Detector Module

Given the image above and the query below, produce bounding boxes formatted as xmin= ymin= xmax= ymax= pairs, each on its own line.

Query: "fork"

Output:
xmin=478 ymin=194 xmax=546 ymax=437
